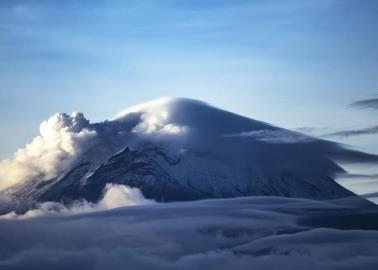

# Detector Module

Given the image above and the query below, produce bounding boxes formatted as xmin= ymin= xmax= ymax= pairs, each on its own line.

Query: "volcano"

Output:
xmin=3 ymin=97 xmax=377 ymax=209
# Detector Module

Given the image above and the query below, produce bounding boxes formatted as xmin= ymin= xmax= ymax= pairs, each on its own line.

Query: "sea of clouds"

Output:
xmin=0 ymin=196 xmax=377 ymax=270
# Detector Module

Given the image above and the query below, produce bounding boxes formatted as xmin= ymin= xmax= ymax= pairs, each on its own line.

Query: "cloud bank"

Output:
xmin=0 ymin=196 xmax=377 ymax=270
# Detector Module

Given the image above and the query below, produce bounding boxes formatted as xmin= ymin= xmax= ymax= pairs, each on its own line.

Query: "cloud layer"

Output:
xmin=0 ymin=196 xmax=377 ymax=270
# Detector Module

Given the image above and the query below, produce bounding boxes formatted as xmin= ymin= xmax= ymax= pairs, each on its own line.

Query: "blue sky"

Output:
xmin=0 ymin=0 xmax=377 ymax=163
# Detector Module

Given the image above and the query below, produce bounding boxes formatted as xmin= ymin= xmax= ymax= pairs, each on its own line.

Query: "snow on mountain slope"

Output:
xmin=1 ymin=97 xmax=378 ymax=210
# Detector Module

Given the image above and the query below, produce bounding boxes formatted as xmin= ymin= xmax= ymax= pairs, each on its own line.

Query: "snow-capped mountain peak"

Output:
xmin=1 ymin=97 xmax=377 ymax=209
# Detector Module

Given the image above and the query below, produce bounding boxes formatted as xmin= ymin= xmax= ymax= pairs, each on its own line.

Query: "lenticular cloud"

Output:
xmin=0 ymin=112 xmax=97 ymax=190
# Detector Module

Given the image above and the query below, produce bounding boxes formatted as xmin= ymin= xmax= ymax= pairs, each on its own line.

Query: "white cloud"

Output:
xmin=117 ymin=97 xmax=189 ymax=135
xmin=0 ymin=112 xmax=97 ymax=190
xmin=0 ymin=99 xmax=191 ymax=192
xmin=99 ymin=183 xmax=154 ymax=209
xmin=1 ymin=184 xmax=155 ymax=219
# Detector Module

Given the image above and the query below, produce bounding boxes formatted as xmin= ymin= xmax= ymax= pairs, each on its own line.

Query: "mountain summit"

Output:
xmin=2 ymin=97 xmax=377 ymax=207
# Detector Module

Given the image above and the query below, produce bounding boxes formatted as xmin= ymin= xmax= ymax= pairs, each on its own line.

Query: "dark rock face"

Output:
xmin=5 ymin=148 xmax=206 ymax=205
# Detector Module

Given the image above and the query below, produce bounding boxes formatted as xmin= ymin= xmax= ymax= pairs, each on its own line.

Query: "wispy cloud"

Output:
xmin=336 ymin=173 xmax=378 ymax=203
xmin=316 ymin=96 xmax=378 ymax=138
xmin=295 ymin=127 xmax=319 ymax=133
xmin=323 ymin=125 xmax=378 ymax=138
xmin=338 ymin=173 xmax=378 ymax=179
xmin=351 ymin=97 xmax=378 ymax=110
xmin=224 ymin=129 xmax=314 ymax=144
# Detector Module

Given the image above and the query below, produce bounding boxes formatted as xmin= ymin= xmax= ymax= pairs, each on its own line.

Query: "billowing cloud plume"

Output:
xmin=1 ymin=184 xmax=155 ymax=219
xmin=351 ymin=97 xmax=378 ymax=110
xmin=0 ymin=99 xmax=189 ymax=192
xmin=0 ymin=112 xmax=97 ymax=190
